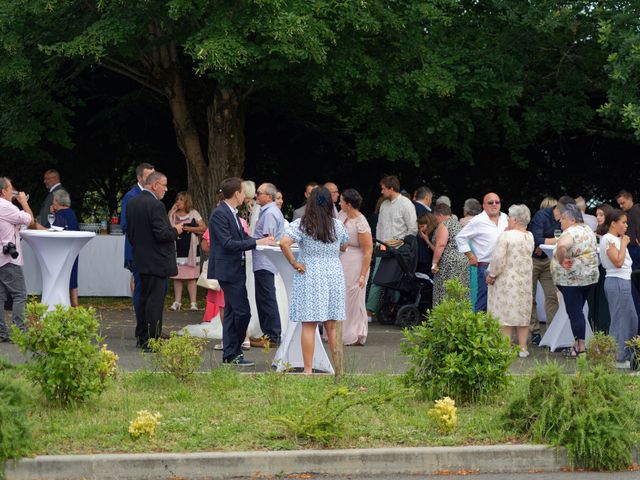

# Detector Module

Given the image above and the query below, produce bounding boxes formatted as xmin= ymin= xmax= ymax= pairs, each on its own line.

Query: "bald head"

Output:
xmin=482 ymin=192 xmax=501 ymax=218
xmin=324 ymin=182 xmax=339 ymax=204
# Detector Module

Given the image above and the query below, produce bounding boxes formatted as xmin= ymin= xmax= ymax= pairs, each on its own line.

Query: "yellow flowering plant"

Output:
xmin=129 ymin=410 xmax=162 ymax=439
xmin=428 ymin=396 xmax=457 ymax=433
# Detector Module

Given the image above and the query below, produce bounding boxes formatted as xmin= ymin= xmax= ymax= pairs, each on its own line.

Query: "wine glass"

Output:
xmin=554 ymin=229 xmax=562 ymax=239
xmin=47 ymin=213 xmax=55 ymax=229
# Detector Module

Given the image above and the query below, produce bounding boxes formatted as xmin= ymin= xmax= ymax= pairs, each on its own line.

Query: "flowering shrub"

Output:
xmin=11 ymin=303 xmax=115 ymax=406
xmin=98 ymin=345 xmax=119 ymax=381
xmin=128 ymin=410 xmax=162 ymax=439
xmin=428 ymin=397 xmax=457 ymax=433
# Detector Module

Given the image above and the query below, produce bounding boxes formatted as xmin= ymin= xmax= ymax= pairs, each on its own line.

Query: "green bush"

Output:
xmin=148 ymin=332 xmax=206 ymax=381
xmin=11 ymin=303 xmax=116 ymax=406
xmin=0 ymin=373 xmax=31 ymax=473
xmin=587 ymin=332 xmax=617 ymax=369
xmin=503 ymin=359 xmax=638 ymax=470
xmin=402 ymin=279 xmax=515 ymax=404
xmin=625 ymin=336 xmax=640 ymax=370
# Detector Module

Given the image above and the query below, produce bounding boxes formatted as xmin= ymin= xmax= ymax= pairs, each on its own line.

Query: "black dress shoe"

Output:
xmin=223 ymin=356 xmax=255 ymax=367
xmin=531 ymin=333 xmax=542 ymax=346
xmin=0 ymin=337 xmax=10 ymax=343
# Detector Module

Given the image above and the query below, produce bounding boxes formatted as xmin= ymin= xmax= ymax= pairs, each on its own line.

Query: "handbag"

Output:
xmin=197 ymin=260 xmax=220 ymax=291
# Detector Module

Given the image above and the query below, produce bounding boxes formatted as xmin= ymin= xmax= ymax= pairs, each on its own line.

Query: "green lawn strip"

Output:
xmin=27 ymin=370 xmax=640 ymax=455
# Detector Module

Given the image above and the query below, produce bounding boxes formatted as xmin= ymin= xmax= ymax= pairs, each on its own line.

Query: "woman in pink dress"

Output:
xmin=338 ymin=189 xmax=373 ymax=345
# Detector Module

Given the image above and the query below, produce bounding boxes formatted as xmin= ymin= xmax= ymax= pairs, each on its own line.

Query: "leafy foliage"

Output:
xmin=0 ymin=374 xmax=31 ymax=473
xmin=503 ymin=359 xmax=639 ymax=470
xmin=147 ymin=332 xmax=206 ymax=382
xmin=586 ymin=331 xmax=617 ymax=369
xmin=402 ymin=279 xmax=515 ymax=404
xmin=272 ymin=385 xmax=400 ymax=446
xmin=11 ymin=303 xmax=116 ymax=406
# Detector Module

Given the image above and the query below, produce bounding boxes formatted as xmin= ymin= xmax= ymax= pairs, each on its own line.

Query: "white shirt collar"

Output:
xmin=49 ymin=183 xmax=61 ymax=193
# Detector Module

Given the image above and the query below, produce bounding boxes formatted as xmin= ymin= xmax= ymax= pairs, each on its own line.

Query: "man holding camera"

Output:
xmin=0 ymin=177 xmax=34 ymax=342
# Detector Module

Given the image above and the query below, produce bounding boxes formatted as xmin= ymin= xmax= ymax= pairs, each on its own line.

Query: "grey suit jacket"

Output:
xmin=292 ymin=205 xmax=306 ymax=221
xmin=38 ymin=184 xmax=64 ymax=226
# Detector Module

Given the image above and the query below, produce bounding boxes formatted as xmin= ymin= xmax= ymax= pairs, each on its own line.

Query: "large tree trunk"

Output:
xmin=167 ymin=73 xmax=246 ymax=218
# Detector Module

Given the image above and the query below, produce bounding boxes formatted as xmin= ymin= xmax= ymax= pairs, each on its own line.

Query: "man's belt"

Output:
xmin=477 ymin=262 xmax=490 ymax=267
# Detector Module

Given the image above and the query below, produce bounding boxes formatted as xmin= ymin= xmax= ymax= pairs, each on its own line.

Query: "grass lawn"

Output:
xmin=21 ymin=369 xmax=640 ymax=455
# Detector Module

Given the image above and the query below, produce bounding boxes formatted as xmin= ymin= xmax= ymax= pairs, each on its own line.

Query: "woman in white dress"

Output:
xmin=486 ymin=204 xmax=534 ymax=358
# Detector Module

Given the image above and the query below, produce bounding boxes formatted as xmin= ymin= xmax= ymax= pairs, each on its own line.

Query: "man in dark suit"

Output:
xmin=413 ymin=186 xmax=432 ymax=216
xmin=120 ymin=162 xmax=155 ymax=330
xmin=208 ymin=177 xmax=274 ymax=366
xmin=126 ymin=171 xmax=182 ymax=351
xmin=38 ymin=169 xmax=64 ymax=226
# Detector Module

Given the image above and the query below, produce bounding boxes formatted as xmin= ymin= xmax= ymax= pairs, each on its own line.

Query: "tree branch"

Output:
xmin=101 ymin=59 xmax=166 ymax=97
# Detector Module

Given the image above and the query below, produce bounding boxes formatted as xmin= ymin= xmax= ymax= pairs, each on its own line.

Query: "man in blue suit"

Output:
xmin=208 ymin=177 xmax=274 ymax=366
xmin=120 ymin=163 xmax=155 ymax=329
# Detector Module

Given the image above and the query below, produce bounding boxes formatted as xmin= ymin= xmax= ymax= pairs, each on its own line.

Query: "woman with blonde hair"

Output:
xmin=168 ymin=191 xmax=206 ymax=311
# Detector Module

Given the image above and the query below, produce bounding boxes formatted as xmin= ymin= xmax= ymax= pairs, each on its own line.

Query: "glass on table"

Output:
xmin=47 ymin=213 xmax=56 ymax=229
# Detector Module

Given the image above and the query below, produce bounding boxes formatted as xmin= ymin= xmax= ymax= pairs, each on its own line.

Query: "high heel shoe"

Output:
xmin=169 ymin=301 xmax=182 ymax=311
xmin=189 ymin=302 xmax=198 ymax=311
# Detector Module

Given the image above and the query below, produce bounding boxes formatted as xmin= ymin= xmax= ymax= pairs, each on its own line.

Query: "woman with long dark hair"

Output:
xmin=279 ymin=187 xmax=349 ymax=374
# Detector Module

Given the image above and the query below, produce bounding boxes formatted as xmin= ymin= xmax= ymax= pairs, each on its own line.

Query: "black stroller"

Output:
xmin=372 ymin=234 xmax=433 ymax=327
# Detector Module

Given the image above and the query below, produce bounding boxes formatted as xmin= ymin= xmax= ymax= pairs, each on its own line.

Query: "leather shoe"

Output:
xmin=0 ymin=337 xmax=10 ymax=343
xmin=223 ymin=356 xmax=254 ymax=367
xmin=249 ymin=337 xmax=279 ymax=348
xmin=531 ymin=333 xmax=542 ymax=346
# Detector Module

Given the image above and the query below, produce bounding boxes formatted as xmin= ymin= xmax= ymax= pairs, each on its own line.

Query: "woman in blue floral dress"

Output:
xmin=279 ymin=187 xmax=349 ymax=374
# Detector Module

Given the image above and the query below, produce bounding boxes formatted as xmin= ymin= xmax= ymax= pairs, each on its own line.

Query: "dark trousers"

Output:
xmin=219 ymin=279 xmax=251 ymax=362
xmin=136 ymin=274 xmax=167 ymax=347
xmin=475 ymin=264 xmax=489 ymax=312
xmin=254 ymin=269 xmax=281 ymax=343
xmin=558 ymin=284 xmax=595 ymax=340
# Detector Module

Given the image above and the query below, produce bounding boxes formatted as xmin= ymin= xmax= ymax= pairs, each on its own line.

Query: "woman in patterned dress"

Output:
xmin=551 ymin=203 xmax=599 ymax=357
xmin=486 ymin=204 xmax=534 ymax=357
xmin=430 ymin=203 xmax=470 ymax=306
xmin=279 ymin=187 xmax=349 ymax=374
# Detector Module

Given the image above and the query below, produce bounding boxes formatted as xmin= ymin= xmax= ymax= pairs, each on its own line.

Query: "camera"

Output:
xmin=2 ymin=242 xmax=18 ymax=259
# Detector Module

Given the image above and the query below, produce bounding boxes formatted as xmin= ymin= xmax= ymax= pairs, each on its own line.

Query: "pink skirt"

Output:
xmin=172 ymin=264 xmax=200 ymax=280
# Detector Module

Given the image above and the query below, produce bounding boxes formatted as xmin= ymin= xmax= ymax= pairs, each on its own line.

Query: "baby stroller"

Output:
xmin=372 ymin=235 xmax=433 ymax=327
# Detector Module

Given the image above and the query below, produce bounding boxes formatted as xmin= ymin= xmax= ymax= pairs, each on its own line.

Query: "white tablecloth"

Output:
xmin=22 ymin=234 xmax=131 ymax=297
xmin=538 ymin=244 xmax=593 ymax=351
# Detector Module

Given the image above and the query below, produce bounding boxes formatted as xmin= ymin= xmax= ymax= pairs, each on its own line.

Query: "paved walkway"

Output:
xmin=1 ymin=306 xmax=582 ymax=374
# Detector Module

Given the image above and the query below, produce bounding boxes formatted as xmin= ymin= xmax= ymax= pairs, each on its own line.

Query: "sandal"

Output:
xmin=563 ymin=346 xmax=586 ymax=358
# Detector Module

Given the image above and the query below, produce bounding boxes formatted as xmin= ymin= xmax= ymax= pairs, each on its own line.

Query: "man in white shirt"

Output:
xmin=456 ymin=192 xmax=508 ymax=312
xmin=366 ymin=175 xmax=417 ymax=319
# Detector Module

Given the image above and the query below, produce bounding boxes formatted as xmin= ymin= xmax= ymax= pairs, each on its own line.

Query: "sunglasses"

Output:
xmin=485 ymin=200 xmax=501 ymax=205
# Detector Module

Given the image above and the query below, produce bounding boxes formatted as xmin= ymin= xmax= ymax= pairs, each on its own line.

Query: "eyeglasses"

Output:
xmin=256 ymin=190 xmax=265 ymax=196
xmin=485 ymin=200 xmax=501 ymax=205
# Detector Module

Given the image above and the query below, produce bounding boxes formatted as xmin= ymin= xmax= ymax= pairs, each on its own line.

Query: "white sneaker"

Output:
xmin=615 ymin=360 xmax=631 ymax=369
xmin=214 ymin=342 xmax=223 ymax=351
xmin=190 ymin=302 xmax=198 ymax=311
xmin=518 ymin=350 xmax=530 ymax=358
xmin=169 ymin=301 xmax=181 ymax=311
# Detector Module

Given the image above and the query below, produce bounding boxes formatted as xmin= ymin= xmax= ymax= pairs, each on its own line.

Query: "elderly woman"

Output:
xmin=431 ymin=203 xmax=469 ymax=306
xmin=168 ymin=191 xmax=206 ymax=311
xmin=551 ymin=203 xmax=599 ymax=357
xmin=279 ymin=187 xmax=348 ymax=374
xmin=36 ymin=189 xmax=80 ymax=306
xmin=486 ymin=205 xmax=534 ymax=357
xmin=337 ymin=188 xmax=373 ymax=346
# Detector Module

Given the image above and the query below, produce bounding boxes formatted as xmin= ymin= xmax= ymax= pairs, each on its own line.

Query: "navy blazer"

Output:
xmin=208 ymin=202 xmax=256 ymax=283
xmin=120 ymin=183 xmax=143 ymax=265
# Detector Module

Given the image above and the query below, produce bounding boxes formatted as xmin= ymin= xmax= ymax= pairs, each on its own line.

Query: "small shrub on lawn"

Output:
xmin=0 ymin=373 xmax=31 ymax=476
xmin=148 ymin=332 xmax=206 ymax=381
xmin=402 ymin=279 xmax=515 ymax=404
xmin=587 ymin=332 xmax=617 ymax=369
xmin=503 ymin=359 xmax=638 ymax=470
xmin=128 ymin=410 xmax=162 ymax=439
xmin=272 ymin=386 xmax=398 ymax=446
xmin=428 ymin=397 xmax=457 ymax=434
xmin=11 ymin=303 xmax=117 ymax=406
xmin=625 ymin=336 xmax=640 ymax=370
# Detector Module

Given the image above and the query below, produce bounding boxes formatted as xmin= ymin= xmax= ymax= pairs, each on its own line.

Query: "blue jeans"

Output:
xmin=474 ymin=265 xmax=489 ymax=312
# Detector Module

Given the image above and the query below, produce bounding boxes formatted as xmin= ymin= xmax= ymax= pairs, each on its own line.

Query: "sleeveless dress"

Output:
xmin=433 ymin=217 xmax=470 ymax=306
xmin=170 ymin=210 xmax=202 ymax=280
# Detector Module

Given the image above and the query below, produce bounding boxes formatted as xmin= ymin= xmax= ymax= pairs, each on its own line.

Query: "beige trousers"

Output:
xmin=529 ymin=256 xmax=559 ymax=334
